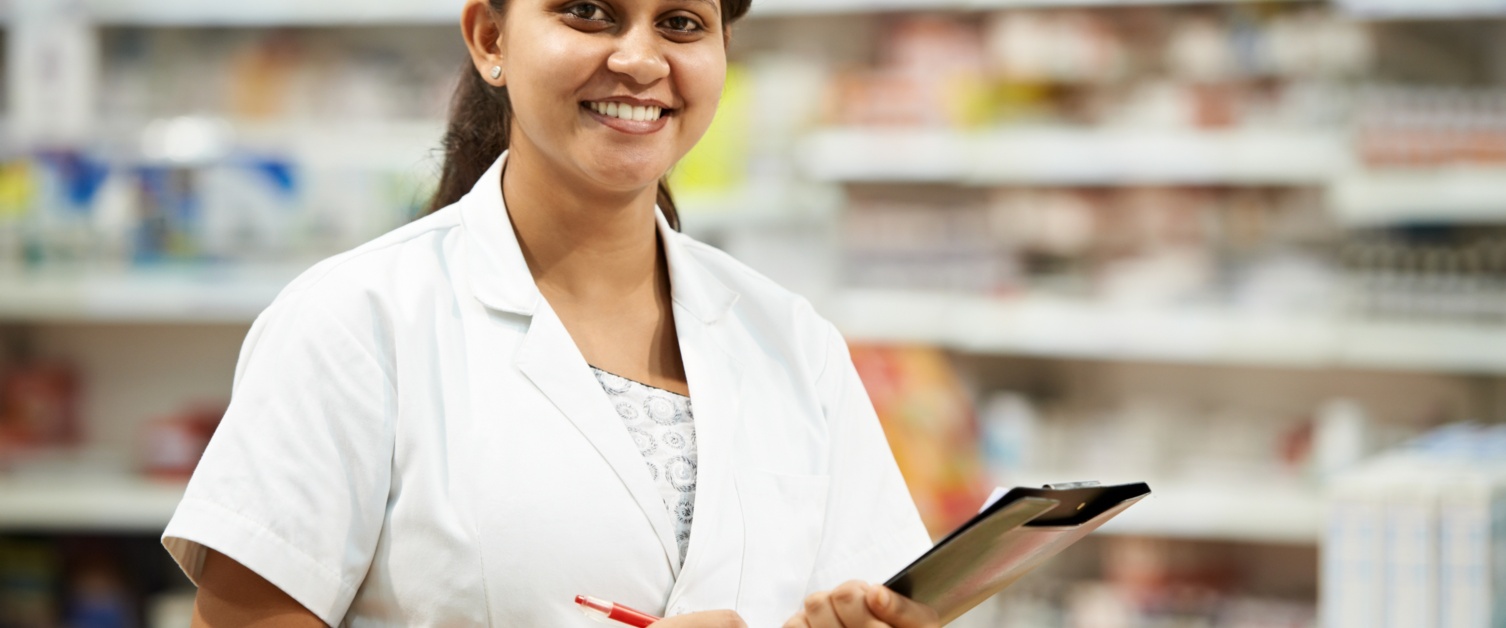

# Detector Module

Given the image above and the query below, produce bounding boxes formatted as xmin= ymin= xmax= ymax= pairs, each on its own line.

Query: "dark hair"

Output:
xmin=424 ymin=0 xmax=754 ymax=229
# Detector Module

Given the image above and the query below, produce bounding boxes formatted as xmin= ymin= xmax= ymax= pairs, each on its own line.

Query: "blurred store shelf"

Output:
xmin=0 ymin=188 xmax=835 ymax=324
xmin=1104 ymin=481 xmax=1323 ymax=544
xmin=1009 ymin=475 xmax=1323 ymax=544
xmin=169 ymin=119 xmax=446 ymax=171
xmin=1336 ymin=0 xmax=1506 ymax=19
xmin=677 ymin=185 xmax=842 ymax=237
xmin=774 ymin=0 xmax=1319 ymax=10
xmin=79 ymin=0 xmax=460 ymax=26
xmin=801 ymin=128 xmax=1349 ymax=186
xmin=0 ymin=265 xmax=306 ymax=324
xmin=72 ymin=0 xmax=1319 ymax=25
xmin=1331 ymin=167 xmax=1506 ymax=226
xmin=0 ymin=471 xmax=1320 ymax=542
xmin=239 ymin=120 xmax=446 ymax=170
xmin=833 ymin=289 xmax=1506 ymax=374
xmin=0 ymin=476 xmax=184 ymax=533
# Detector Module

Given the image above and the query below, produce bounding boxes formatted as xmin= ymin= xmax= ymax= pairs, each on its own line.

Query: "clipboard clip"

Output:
xmin=1042 ymin=481 xmax=1101 ymax=490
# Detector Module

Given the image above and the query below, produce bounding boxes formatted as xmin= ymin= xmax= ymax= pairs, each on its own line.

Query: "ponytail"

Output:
xmin=425 ymin=0 xmax=754 ymax=228
xmin=426 ymin=67 xmax=512 ymax=216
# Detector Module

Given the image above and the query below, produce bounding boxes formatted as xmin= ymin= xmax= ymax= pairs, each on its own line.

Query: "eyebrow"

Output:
xmin=668 ymin=0 xmax=720 ymax=13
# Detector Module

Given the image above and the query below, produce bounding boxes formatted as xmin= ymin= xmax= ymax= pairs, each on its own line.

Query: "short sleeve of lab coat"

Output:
xmin=162 ymin=287 xmax=396 ymax=625
xmin=807 ymin=321 xmax=934 ymax=591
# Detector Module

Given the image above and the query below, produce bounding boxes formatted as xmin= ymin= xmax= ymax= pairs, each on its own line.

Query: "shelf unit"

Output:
xmin=832 ymin=289 xmax=1506 ymax=375
xmin=1008 ymin=474 xmax=1324 ymax=544
xmin=11 ymin=275 xmax=1506 ymax=380
xmin=0 ymin=476 xmax=187 ymax=533
xmin=0 ymin=473 xmax=1322 ymax=543
xmin=1331 ymin=167 xmax=1506 ymax=226
xmin=800 ymin=128 xmax=1351 ymax=186
xmin=0 ymin=266 xmax=305 ymax=324
xmin=70 ymin=0 xmax=1321 ymax=26
xmin=2 ymin=0 xmax=1490 ymax=572
xmin=1335 ymin=0 xmax=1506 ymax=19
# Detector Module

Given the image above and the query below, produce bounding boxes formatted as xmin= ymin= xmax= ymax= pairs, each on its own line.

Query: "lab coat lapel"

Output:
xmin=515 ymin=300 xmax=686 ymax=578
xmin=459 ymin=151 xmax=683 ymax=576
xmin=656 ymin=212 xmax=747 ymax=612
xmin=665 ymin=310 xmax=746 ymax=611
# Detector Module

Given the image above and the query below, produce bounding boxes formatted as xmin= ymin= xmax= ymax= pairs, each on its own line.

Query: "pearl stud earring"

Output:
xmin=490 ymin=66 xmax=502 ymax=80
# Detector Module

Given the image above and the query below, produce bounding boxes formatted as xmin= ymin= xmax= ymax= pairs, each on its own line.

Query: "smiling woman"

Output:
xmin=161 ymin=0 xmax=940 ymax=626
xmin=425 ymin=0 xmax=754 ymax=228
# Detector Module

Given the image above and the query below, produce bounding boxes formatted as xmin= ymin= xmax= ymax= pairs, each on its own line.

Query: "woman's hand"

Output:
xmin=652 ymin=610 xmax=748 ymax=627
xmin=782 ymin=580 xmax=941 ymax=628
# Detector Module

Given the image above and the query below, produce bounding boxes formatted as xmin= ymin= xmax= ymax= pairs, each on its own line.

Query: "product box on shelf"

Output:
xmin=1323 ymin=424 xmax=1506 ymax=628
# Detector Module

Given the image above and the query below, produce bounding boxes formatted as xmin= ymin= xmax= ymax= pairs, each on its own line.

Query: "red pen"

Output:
xmin=574 ymin=594 xmax=662 ymax=627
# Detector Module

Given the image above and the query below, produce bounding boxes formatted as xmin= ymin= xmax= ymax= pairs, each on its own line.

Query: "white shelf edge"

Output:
xmin=81 ymin=0 xmax=462 ymax=26
xmin=0 ymin=471 xmax=1323 ymax=543
xmin=1000 ymin=473 xmax=1322 ymax=544
xmin=71 ymin=0 xmax=1320 ymax=25
xmin=1332 ymin=167 xmax=1506 ymax=226
xmin=0 ymin=266 xmax=308 ymax=324
xmin=801 ymin=128 xmax=1351 ymax=186
xmin=0 ymin=476 xmax=185 ymax=533
xmin=1335 ymin=0 xmax=1506 ymax=20
xmin=1100 ymin=482 xmax=1324 ymax=544
xmin=833 ymin=290 xmax=1506 ymax=375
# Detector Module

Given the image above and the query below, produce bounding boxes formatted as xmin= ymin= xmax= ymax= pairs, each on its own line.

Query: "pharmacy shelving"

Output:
xmin=0 ymin=475 xmax=187 ymax=533
xmin=0 ymin=472 xmax=1321 ymax=543
xmin=1101 ymin=482 xmax=1323 ymax=544
xmin=676 ymin=183 xmax=843 ymax=237
xmin=831 ymin=289 xmax=1506 ymax=375
xmin=0 ymin=190 xmax=830 ymax=325
xmin=800 ymin=128 xmax=1351 ymax=187
xmin=0 ymin=265 xmax=306 ymax=324
xmin=112 ymin=118 xmax=448 ymax=171
xmin=12 ymin=275 xmax=1506 ymax=377
xmin=77 ymin=0 xmax=463 ymax=26
xmin=1336 ymin=0 xmax=1506 ymax=19
xmin=71 ymin=0 xmax=1320 ymax=26
xmin=1331 ymin=167 xmax=1506 ymax=226
xmin=1009 ymin=474 xmax=1324 ymax=544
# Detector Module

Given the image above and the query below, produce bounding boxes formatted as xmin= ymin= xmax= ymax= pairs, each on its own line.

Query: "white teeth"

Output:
xmin=588 ymin=101 xmax=663 ymax=122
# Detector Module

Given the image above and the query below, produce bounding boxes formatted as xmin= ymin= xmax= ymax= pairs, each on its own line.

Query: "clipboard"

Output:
xmin=884 ymin=481 xmax=1151 ymax=624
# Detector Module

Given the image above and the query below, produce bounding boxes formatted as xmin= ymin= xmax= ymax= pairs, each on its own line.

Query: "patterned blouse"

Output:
xmin=590 ymin=366 xmax=698 ymax=564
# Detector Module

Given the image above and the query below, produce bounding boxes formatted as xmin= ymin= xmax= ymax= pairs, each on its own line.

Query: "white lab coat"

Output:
xmin=162 ymin=151 xmax=931 ymax=627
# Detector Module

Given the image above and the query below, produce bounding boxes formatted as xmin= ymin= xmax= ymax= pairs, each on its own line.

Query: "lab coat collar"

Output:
xmin=459 ymin=150 xmax=748 ymax=589
xmin=457 ymin=151 xmax=739 ymax=324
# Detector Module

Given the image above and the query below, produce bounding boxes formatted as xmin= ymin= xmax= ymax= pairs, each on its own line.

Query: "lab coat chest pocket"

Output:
xmin=734 ymin=469 xmax=831 ymax=625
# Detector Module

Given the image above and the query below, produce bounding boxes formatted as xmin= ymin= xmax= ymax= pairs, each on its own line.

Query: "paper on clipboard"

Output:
xmin=886 ymin=482 xmax=1151 ymax=624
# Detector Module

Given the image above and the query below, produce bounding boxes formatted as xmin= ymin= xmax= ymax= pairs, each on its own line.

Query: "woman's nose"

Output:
xmin=606 ymin=28 xmax=671 ymax=85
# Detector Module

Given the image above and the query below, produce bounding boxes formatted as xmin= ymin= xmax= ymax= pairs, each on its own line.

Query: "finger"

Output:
xmin=866 ymin=586 xmax=941 ymax=628
xmin=705 ymin=610 xmax=747 ymax=628
xmin=830 ymin=581 xmax=884 ymax=628
xmin=781 ymin=614 xmax=813 ymax=628
xmin=802 ymin=591 xmax=847 ymax=628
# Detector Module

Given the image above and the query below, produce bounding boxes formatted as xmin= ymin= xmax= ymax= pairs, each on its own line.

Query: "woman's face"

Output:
xmin=486 ymin=0 xmax=727 ymax=195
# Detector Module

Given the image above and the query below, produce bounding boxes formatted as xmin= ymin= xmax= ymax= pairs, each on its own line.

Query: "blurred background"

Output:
xmin=2 ymin=0 xmax=1505 ymax=626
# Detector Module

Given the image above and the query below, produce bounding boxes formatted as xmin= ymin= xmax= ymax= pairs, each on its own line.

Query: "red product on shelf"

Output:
xmin=140 ymin=404 xmax=225 ymax=480
xmin=0 ymin=361 xmax=81 ymax=458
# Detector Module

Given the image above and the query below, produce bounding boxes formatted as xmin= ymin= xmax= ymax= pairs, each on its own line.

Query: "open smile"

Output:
xmin=581 ymin=100 xmax=675 ymax=135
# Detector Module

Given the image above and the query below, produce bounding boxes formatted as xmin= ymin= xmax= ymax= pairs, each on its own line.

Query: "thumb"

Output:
xmin=865 ymin=586 xmax=940 ymax=628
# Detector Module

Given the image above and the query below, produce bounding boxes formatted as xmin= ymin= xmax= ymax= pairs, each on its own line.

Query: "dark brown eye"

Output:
xmin=662 ymin=15 xmax=702 ymax=33
xmin=566 ymin=3 xmax=608 ymax=21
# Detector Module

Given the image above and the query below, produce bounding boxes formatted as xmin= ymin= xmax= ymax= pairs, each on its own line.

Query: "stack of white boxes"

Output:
xmin=1323 ymin=424 xmax=1506 ymax=628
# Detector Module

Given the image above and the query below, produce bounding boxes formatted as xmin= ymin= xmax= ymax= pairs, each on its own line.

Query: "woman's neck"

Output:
xmin=500 ymin=143 xmax=667 ymax=308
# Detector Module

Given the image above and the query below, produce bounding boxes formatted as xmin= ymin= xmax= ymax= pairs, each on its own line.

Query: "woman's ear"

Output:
xmin=461 ymin=0 xmax=507 ymax=86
